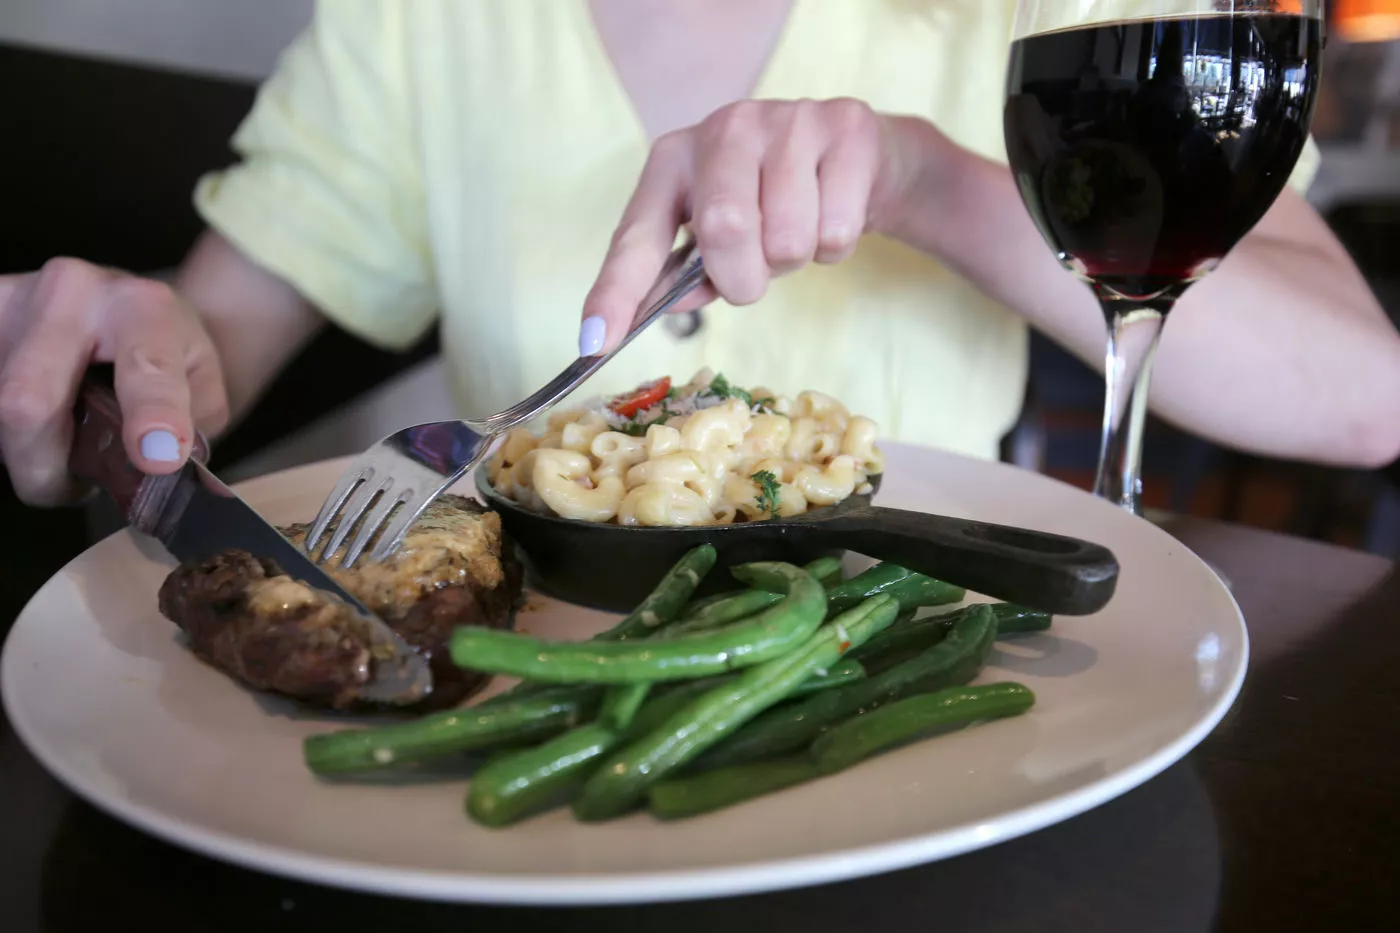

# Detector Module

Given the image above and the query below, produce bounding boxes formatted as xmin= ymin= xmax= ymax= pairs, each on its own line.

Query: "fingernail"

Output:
xmin=140 ymin=430 xmax=180 ymax=462
xmin=579 ymin=316 xmax=607 ymax=357
xmin=820 ymin=221 xmax=853 ymax=249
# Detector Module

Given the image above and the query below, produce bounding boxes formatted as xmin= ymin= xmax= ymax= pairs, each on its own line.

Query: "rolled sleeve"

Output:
xmin=193 ymin=0 xmax=437 ymax=350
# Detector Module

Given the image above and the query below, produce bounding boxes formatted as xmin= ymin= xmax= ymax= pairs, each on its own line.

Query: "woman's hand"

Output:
xmin=579 ymin=95 xmax=1400 ymax=469
xmin=578 ymin=98 xmax=945 ymax=355
xmin=0 ymin=259 xmax=229 ymax=506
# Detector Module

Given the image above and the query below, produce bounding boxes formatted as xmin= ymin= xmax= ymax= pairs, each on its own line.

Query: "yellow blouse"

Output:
xmin=193 ymin=0 xmax=1318 ymax=461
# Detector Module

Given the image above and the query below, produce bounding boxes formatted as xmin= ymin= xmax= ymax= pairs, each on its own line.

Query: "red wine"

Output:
xmin=1004 ymin=14 xmax=1321 ymax=302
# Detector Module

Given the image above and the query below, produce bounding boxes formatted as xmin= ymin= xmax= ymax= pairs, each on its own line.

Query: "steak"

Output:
xmin=157 ymin=494 xmax=523 ymax=711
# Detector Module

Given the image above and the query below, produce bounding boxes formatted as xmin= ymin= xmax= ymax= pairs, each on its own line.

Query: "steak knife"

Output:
xmin=68 ymin=368 xmax=433 ymax=706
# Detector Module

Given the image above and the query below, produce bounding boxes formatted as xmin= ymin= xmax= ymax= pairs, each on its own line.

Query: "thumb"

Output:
xmin=102 ymin=284 xmax=197 ymax=475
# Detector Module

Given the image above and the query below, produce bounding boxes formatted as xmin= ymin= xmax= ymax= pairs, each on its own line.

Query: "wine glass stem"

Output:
xmin=1093 ymin=304 xmax=1167 ymax=515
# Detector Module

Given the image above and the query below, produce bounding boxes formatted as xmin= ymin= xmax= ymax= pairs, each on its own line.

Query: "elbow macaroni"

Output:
xmin=485 ymin=370 xmax=884 ymax=526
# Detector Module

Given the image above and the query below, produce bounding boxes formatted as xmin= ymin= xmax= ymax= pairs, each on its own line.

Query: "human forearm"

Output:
xmin=583 ymin=100 xmax=1400 ymax=468
xmin=1146 ymin=225 xmax=1400 ymax=467
xmin=880 ymin=117 xmax=1400 ymax=468
xmin=174 ymin=230 xmax=327 ymax=429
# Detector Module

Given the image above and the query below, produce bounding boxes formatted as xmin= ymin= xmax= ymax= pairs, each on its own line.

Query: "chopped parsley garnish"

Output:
xmin=706 ymin=373 xmax=754 ymax=407
xmin=665 ymin=386 xmax=680 ymax=400
xmin=751 ymin=470 xmax=781 ymax=519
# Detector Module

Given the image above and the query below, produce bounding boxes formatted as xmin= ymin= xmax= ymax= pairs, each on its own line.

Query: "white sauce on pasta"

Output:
xmin=486 ymin=369 xmax=886 ymax=527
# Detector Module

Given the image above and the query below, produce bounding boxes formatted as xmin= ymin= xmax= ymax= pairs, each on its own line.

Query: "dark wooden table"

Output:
xmin=3 ymin=516 xmax=1396 ymax=933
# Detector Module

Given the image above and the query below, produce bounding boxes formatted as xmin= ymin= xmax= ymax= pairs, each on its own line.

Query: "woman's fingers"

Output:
xmin=0 ymin=261 xmax=104 ymax=505
xmin=101 ymin=278 xmax=198 ymax=474
xmin=759 ymin=101 xmax=822 ymax=274
xmin=579 ymin=133 xmax=693 ymax=356
xmin=813 ymin=100 xmax=882 ymax=264
xmin=0 ymin=258 xmax=226 ymax=506
xmin=185 ymin=344 xmax=231 ymax=441
xmin=585 ymin=98 xmax=899 ymax=331
xmin=690 ymin=102 xmax=771 ymax=306
xmin=0 ymin=275 xmax=24 ymax=359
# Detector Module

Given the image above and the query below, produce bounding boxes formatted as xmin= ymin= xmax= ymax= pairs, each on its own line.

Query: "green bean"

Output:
xmin=843 ymin=608 xmax=922 ymax=669
xmin=449 ymin=562 xmax=826 ymax=684
xmin=484 ymin=580 xmax=873 ymax=714
xmin=674 ymin=568 xmax=934 ymax=639
xmin=728 ymin=562 xmax=807 ymax=592
xmin=593 ymin=680 xmax=654 ymax=794
xmin=478 ymin=546 xmax=718 ymax=709
xmin=811 ymin=682 xmax=1035 ymax=769
xmin=849 ymin=602 xmax=1048 ymax=672
xmin=490 ymin=626 xmax=864 ymax=716
xmin=647 ymin=657 xmax=865 ymax=705
xmin=876 ymin=603 xmax=997 ymax=698
xmin=600 ymin=682 xmax=651 ymax=730
xmin=824 ymin=564 xmax=965 ymax=616
xmin=690 ymin=603 xmax=997 ymax=771
xmin=669 ymin=589 xmax=783 ymax=634
xmin=678 ymin=558 xmax=838 ymax=618
xmin=649 ymin=757 xmax=825 ymax=821
xmin=648 ymin=683 xmax=1035 ymax=820
xmin=991 ymin=604 xmax=1053 ymax=635
xmin=303 ymin=684 xmax=601 ymax=776
xmin=788 ymin=658 xmax=865 ymax=697
xmin=595 ymin=544 xmax=717 ymax=642
xmin=863 ymin=574 xmax=965 ymax=615
xmin=467 ymin=721 xmax=616 ymax=827
xmin=465 ymin=676 xmax=730 ymax=827
xmin=474 ymin=679 xmax=548 ymax=709
xmin=821 ymin=563 xmax=913 ymax=612
xmin=677 ymin=589 xmax=742 ymax=618
xmin=803 ymin=556 xmax=845 ymax=588
xmin=572 ymin=594 xmax=899 ymax=821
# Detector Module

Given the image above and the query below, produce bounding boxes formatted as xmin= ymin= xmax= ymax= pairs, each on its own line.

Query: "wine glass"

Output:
xmin=1004 ymin=0 xmax=1325 ymax=514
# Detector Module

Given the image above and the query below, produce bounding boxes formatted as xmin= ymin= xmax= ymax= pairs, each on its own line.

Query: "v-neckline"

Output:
xmin=575 ymin=0 xmax=807 ymax=147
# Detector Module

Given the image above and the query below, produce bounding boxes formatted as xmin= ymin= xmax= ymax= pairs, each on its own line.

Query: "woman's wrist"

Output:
xmin=868 ymin=114 xmax=968 ymax=246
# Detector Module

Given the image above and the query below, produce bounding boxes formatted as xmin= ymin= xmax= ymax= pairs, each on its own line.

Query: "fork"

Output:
xmin=302 ymin=236 xmax=708 ymax=569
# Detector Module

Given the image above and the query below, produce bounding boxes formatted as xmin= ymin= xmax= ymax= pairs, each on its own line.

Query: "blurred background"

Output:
xmin=1 ymin=0 xmax=1397 ymax=627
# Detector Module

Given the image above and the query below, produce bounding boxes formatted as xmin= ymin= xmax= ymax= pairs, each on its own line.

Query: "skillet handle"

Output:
xmin=813 ymin=505 xmax=1119 ymax=615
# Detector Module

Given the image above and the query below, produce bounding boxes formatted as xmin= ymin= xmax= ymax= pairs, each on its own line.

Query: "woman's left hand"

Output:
xmin=578 ymin=98 xmax=943 ymax=356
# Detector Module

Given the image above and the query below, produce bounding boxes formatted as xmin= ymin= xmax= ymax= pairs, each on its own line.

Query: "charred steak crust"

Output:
xmin=157 ymin=551 xmax=379 ymax=709
xmin=157 ymin=495 xmax=523 ymax=711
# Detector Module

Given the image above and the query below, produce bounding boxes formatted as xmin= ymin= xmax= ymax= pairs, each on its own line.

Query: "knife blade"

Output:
xmin=68 ymin=368 xmax=432 ymax=706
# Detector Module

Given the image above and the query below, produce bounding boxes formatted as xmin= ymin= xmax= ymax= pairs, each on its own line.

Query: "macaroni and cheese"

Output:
xmin=486 ymin=370 xmax=885 ymax=526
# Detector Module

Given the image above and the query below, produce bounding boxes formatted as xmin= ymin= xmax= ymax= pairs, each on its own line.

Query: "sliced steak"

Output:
xmin=158 ymin=495 xmax=523 ymax=711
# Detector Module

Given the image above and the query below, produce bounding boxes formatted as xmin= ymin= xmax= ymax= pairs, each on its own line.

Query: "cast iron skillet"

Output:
xmin=474 ymin=470 xmax=1119 ymax=616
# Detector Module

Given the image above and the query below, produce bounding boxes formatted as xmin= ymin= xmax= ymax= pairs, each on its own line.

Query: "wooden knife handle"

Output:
xmin=69 ymin=365 xmax=209 ymax=536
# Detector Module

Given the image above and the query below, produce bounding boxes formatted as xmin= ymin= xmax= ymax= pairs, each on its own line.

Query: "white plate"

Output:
xmin=1 ymin=443 xmax=1245 ymax=905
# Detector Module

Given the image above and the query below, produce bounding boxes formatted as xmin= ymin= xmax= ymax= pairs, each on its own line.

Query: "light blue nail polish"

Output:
xmin=579 ymin=316 xmax=607 ymax=357
xmin=140 ymin=430 xmax=180 ymax=462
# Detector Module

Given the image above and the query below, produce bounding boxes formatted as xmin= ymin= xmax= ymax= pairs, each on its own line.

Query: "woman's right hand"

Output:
xmin=0 ymin=258 xmax=229 ymax=506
